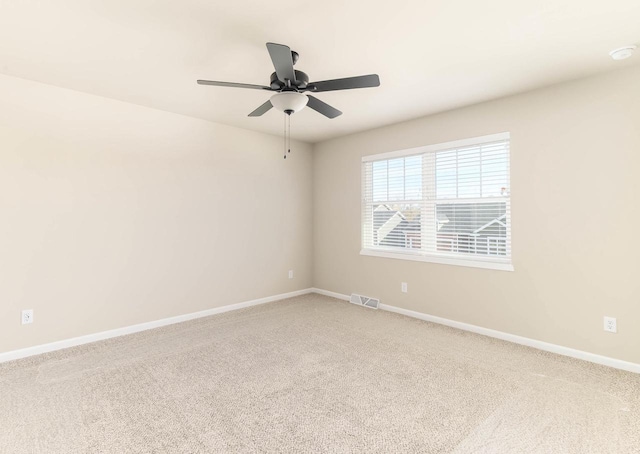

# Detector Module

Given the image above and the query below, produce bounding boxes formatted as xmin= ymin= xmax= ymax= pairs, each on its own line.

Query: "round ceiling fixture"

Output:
xmin=609 ymin=46 xmax=636 ymax=61
xmin=270 ymin=92 xmax=308 ymax=115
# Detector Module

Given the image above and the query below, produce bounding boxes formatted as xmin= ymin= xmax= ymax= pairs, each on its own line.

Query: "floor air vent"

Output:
xmin=349 ymin=293 xmax=380 ymax=309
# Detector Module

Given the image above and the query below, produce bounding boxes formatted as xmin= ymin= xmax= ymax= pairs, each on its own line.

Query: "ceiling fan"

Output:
xmin=197 ymin=42 xmax=380 ymax=119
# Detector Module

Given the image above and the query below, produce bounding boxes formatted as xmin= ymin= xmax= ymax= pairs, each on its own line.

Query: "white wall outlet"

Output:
xmin=401 ymin=282 xmax=408 ymax=293
xmin=603 ymin=316 xmax=617 ymax=333
xmin=22 ymin=309 xmax=33 ymax=325
xmin=288 ymin=270 xmax=294 ymax=279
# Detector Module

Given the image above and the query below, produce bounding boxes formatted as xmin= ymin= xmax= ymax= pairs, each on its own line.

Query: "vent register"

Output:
xmin=349 ymin=293 xmax=380 ymax=309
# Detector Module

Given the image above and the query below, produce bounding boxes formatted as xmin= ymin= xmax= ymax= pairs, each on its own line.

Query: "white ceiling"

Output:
xmin=1 ymin=0 xmax=639 ymax=143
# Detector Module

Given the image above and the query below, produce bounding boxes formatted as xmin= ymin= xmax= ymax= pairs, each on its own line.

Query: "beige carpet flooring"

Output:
xmin=1 ymin=293 xmax=639 ymax=453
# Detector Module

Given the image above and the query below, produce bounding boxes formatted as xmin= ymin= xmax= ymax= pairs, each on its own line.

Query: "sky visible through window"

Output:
xmin=372 ymin=143 xmax=508 ymax=202
xmin=372 ymin=155 xmax=422 ymax=202
xmin=435 ymin=143 xmax=509 ymax=199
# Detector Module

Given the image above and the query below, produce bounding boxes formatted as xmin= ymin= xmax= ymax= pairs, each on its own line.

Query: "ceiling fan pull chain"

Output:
xmin=283 ymin=113 xmax=287 ymax=159
xmin=287 ymin=113 xmax=291 ymax=156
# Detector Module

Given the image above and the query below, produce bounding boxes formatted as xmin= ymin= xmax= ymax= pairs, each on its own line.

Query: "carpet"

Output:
xmin=1 ymin=293 xmax=639 ymax=453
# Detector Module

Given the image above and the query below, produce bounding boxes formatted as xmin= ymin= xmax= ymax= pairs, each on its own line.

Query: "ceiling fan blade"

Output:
xmin=266 ymin=42 xmax=296 ymax=84
xmin=306 ymin=95 xmax=342 ymax=119
xmin=308 ymin=74 xmax=380 ymax=92
xmin=197 ymin=80 xmax=271 ymax=90
xmin=248 ymin=100 xmax=273 ymax=117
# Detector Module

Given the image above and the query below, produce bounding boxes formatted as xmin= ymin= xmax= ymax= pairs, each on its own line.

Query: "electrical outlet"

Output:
xmin=288 ymin=270 xmax=294 ymax=279
xmin=604 ymin=316 xmax=617 ymax=333
xmin=22 ymin=309 xmax=33 ymax=325
xmin=401 ymin=282 xmax=408 ymax=293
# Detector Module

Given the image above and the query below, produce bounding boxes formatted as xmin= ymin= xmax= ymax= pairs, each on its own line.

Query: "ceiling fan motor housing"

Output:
xmin=270 ymin=70 xmax=309 ymax=90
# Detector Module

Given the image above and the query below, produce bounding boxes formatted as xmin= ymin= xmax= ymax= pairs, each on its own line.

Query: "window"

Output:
xmin=361 ymin=133 xmax=512 ymax=271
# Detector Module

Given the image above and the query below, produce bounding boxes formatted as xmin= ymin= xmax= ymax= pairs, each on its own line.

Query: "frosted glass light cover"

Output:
xmin=270 ymin=92 xmax=308 ymax=113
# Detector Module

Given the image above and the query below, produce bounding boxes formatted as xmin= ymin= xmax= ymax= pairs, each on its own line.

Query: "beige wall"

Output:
xmin=312 ymin=65 xmax=640 ymax=364
xmin=3 ymin=65 xmax=639 ymax=365
xmin=0 ymin=74 xmax=313 ymax=354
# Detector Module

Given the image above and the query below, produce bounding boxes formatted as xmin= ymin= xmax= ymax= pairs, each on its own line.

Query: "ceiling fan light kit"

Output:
xmin=270 ymin=92 xmax=308 ymax=114
xmin=197 ymin=42 xmax=380 ymax=158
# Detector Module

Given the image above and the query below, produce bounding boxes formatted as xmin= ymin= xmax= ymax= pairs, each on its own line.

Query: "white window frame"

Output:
xmin=361 ymin=132 xmax=513 ymax=272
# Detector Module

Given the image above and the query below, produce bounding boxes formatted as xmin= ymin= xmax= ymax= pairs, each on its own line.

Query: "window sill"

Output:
xmin=360 ymin=248 xmax=514 ymax=272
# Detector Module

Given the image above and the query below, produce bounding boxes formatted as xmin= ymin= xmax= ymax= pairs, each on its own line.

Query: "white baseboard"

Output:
xmin=311 ymin=288 xmax=351 ymax=301
xmin=0 ymin=288 xmax=313 ymax=364
xmin=311 ymin=288 xmax=640 ymax=374
xmin=5 ymin=287 xmax=638 ymax=375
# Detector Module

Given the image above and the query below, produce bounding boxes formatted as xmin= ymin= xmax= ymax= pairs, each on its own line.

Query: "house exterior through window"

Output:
xmin=361 ymin=133 xmax=512 ymax=271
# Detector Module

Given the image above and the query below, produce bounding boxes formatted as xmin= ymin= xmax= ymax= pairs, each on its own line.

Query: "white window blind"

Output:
xmin=361 ymin=133 xmax=512 ymax=271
